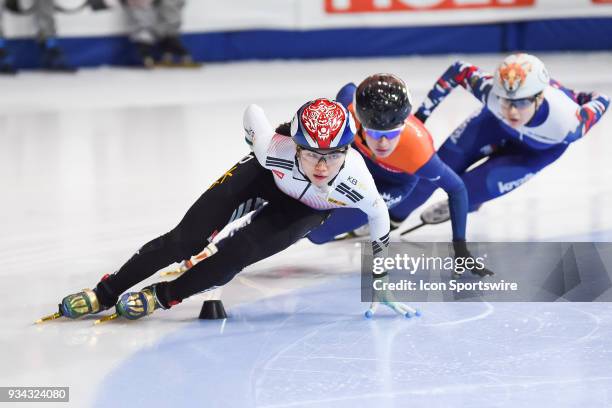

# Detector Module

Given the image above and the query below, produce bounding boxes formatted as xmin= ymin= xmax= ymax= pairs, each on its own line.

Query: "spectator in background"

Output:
xmin=32 ymin=0 xmax=74 ymax=71
xmin=0 ymin=0 xmax=16 ymax=74
xmin=126 ymin=0 xmax=196 ymax=68
xmin=0 ymin=0 xmax=74 ymax=73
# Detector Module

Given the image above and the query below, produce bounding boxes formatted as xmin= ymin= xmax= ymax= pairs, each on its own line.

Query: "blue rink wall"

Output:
xmin=5 ymin=17 xmax=612 ymax=68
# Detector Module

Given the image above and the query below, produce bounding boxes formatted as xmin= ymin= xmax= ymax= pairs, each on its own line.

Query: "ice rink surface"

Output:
xmin=2 ymin=52 xmax=612 ymax=407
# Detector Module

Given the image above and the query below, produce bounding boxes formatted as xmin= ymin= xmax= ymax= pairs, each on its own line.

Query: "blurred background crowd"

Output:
xmin=0 ymin=0 xmax=193 ymax=73
xmin=1 ymin=0 xmax=611 ymax=75
xmin=1 ymin=0 xmax=611 ymax=76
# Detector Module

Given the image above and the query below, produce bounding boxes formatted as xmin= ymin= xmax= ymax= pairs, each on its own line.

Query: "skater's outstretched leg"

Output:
xmin=111 ymin=195 xmax=329 ymax=320
xmin=42 ymin=155 xmax=275 ymax=322
xmin=94 ymin=154 xmax=276 ymax=307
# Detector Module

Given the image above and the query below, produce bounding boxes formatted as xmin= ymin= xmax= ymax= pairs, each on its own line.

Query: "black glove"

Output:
xmin=452 ymin=240 xmax=494 ymax=278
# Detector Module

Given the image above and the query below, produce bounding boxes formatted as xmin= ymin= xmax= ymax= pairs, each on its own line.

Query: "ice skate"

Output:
xmin=0 ymin=46 xmax=17 ymax=75
xmin=421 ymin=201 xmax=450 ymax=225
xmin=400 ymin=201 xmax=450 ymax=237
xmin=134 ymin=41 xmax=156 ymax=69
xmin=95 ymin=285 xmax=166 ymax=324
xmin=36 ymin=288 xmax=103 ymax=323
xmin=40 ymin=40 xmax=76 ymax=72
xmin=161 ymin=259 xmax=193 ymax=277
xmin=157 ymin=36 xmax=201 ymax=68
xmin=160 ymin=243 xmax=218 ymax=277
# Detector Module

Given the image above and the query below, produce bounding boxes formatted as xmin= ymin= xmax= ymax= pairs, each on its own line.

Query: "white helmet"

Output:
xmin=492 ymin=53 xmax=550 ymax=99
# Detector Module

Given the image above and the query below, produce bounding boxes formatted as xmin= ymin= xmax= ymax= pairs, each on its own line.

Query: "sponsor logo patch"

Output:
xmin=498 ymin=173 xmax=534 ymax=194
xmin=328 ymin=197 xmax=348 ymax=206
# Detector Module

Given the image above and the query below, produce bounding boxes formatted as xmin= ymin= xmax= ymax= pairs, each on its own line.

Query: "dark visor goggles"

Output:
xmin=363 ymin=125 xmax=405 ymax=140
xmin=499 ymin=95 xmax=539 ymax=109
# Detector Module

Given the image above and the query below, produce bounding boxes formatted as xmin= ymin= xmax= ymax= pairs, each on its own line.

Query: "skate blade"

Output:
xmin=399 ymin=221 xmax=426 ymax=237
xmin=160 ymin=268 xmax=184 ymax=277
xmin=94 ymin=313 xmax=119 ymax=325
xmin=35 ymin=312 xmax=62 ymax=324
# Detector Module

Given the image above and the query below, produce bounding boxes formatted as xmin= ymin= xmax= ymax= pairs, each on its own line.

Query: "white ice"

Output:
xmin=1 ymin=52 xmax=612 ymax=407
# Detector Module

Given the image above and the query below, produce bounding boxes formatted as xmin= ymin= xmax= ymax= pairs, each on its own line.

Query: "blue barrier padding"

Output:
xmin=2 ymin=17 xmax=611 ymax=69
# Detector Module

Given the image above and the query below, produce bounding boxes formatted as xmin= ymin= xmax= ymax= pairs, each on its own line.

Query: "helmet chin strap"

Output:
xmin=534 ymin=93 xmax=542 ymax=111
xmin=528 ymin=92 xmax=545 ymax=123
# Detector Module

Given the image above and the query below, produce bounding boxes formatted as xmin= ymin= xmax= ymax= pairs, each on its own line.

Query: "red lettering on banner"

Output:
xmin=325 ymin=0 xmax=534 ymax=13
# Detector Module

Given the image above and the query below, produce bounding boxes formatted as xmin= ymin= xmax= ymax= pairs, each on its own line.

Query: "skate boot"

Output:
xmin=134 ymin=41 xmax=156 ymax=68
xmin=60 ymin=288 xmax=102 ymax=318
xmin=95 ymin=284 xmax=174 ymax=324
xmin=35 ymin=288 xmax=104 ymax=323
xmin=116 ymin=285 xmax=163 ymax=320
xmin=158 ymin=36 xmax=200 ymax=68
xmin=0 ymin=42 xmax=17 ymax=75
xmin=451 ymin=240 xmax=494 ymax=279
xmin=40 ymin=39 xmax=75 ymax=72
xmin=421 ymin=201 xmax=450 ymax=225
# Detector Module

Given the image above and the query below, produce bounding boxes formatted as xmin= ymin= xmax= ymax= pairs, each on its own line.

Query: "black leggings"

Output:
xmin=96 ymin=153 xmax=329 ymax=308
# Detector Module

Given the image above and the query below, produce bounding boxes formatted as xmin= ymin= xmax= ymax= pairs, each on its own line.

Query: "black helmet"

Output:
xmin=354 ymin=73 xmax=412 ymax=130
